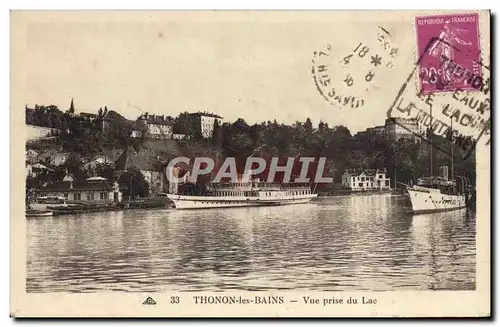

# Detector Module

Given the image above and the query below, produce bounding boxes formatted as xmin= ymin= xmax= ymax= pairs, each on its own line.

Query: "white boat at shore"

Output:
xmin=30 ymin=195 xmax=69 ymax=211
xmin=407 ymin=109 xmax=472 ymax=215
xmin=407 ymin=177 xmax=469 ymax=214
xmin=167 ymin=182 xmax=317 ymax=209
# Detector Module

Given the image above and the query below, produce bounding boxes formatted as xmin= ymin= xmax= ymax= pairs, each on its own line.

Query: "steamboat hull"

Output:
xmin=167 ymin=194 xmax=317 ymax=210
xmin=407 ymin=187 xmax=466 ymax=215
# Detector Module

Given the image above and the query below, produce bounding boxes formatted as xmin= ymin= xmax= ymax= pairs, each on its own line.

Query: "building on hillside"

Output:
xmin=354 ymin=118 xmax=424 ymax=141
xmin=26 ymin=149 xmax=39 ymax=164
xmin=132 ymin=113 xmax=173 ymax=139
xmin=342 ymin=168 xmax=391 ymax=191
xmin=114 ymin=141 xmax=183 ymax=195
xmin=83 ymin=155 xmax=115 ymax=171
xmin=100 ymin=109 xmax=130 ymax=132
xmin=188 ymin=112 xmax=223 ymax=138
xmin=33 ymin=176 xmax=122 ymax=203
xmin=62 ymin=172 xmax=76 ymax=182
xmin=114 ymin=147 xmax=164 ymax=194
xmin=26 ymin=163 xmax=53 ymax=178
xmin=37 ymin=150 xmax=70 ymax=167
xmin=26 ymin=124 xmax=61 ymax=142
xmin=172 ymin=133 xmax=188 ymax=140
xmin=79 ymin=112 xmax=98 ymax=121
xmin=366 ymin=125 xmax=386 ymax=136
xmin=385 ymin=118 xmax=423 ymax=140
xmin=354 ymin=124 xmax=387 ymax=140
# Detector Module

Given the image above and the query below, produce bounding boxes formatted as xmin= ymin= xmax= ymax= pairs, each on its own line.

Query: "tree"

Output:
xmin=59 ymin=153 xmax=87 ymax=180
xmin=118 ymin=167 xmax=149 ymax=199
xmin=106 ymin=116 xmax=133 ymax=150
xmin=212 ymin=119 xmax=222 ymax=146
xmin=90 ymin=162 xmax=115 ymax=181
xmin=130 ymin=119 xmax=150 ymax=150
xmin=173 ymin=112 xmax=202 ymax=140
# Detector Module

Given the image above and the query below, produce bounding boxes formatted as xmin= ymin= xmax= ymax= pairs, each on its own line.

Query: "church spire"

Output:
xmin=69 ymin=97 xmax=75 ymax=114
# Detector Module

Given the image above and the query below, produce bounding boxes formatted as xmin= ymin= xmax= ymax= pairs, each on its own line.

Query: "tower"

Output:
xmin=69 ymin=98 xmax=75 ymax=114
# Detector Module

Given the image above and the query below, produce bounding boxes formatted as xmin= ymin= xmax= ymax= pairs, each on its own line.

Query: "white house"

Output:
xmin=133 ymin=114 xmax=173 ymax=139
xmin=189 ymin=112 xmax=223 ymax=138
xmin=34 ymin=176 xmax=122 ymax=204
xmin=342 ymin=169 xmax=391 ymax=191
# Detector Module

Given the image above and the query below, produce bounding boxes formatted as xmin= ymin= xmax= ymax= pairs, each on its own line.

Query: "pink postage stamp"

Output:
xmin=415 ymin=13 xmax=482 ymax=94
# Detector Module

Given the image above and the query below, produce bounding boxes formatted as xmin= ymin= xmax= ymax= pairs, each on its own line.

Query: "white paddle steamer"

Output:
xmin=167 ymin=182 xmax=317 ymax=210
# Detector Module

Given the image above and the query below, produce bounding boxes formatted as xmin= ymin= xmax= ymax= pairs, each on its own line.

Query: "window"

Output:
xmin=74 ymin=192 xmax=81 ymax=200
xmin=358 ymin=183 xmax=363 ymax=187
xmin=100 ymin=192 xmax=108 ymax=200
xmin=87 ymin=192 xmax=94 ymax=201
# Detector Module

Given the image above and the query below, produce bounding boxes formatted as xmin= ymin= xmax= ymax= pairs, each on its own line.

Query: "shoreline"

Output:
xmin=28 ymin=192 xmax=408 ymax=217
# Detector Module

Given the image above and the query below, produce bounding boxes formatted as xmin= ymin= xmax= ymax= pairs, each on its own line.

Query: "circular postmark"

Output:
xmin=311 ymin=26 xmax=400 ymax=110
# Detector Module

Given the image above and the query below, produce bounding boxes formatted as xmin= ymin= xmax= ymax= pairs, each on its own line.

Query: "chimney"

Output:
xmin=439 ymin=166 xmax=449 ymax=180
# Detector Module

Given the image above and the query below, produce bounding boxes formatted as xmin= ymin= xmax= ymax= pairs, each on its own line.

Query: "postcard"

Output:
xmin=11 ymin=10 xmax=490 ymax=317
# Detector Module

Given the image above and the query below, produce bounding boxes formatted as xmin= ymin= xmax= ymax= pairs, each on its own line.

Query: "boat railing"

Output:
xmin=212 ymin=182 xmax=312 ymax=191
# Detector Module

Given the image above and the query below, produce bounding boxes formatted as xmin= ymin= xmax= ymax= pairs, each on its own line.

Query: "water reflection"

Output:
xmin=26 ymin=195 xmax=476 ymax=292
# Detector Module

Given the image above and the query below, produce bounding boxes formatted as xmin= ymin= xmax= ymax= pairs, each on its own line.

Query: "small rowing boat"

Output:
xmin=26 ymin=209 xmax=53 ymax=217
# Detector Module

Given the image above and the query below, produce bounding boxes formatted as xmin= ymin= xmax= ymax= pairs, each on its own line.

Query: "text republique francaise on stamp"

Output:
xmin=387 ymin=13 xmax=490 ymax=160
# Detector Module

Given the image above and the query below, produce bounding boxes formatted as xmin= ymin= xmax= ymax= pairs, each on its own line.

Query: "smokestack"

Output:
xmin=439 ymin=165 xmax=449 ymax=180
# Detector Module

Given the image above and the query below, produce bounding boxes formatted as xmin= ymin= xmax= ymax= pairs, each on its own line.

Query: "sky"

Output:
xmin=19 ymin=11 xmax=437 ymax=134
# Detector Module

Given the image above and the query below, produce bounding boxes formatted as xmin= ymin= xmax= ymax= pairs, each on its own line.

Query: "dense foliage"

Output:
xmin=209 ymin=117 xmax=474 ymax=189
xmin=26 ymin=104 xmax=476 ymax=194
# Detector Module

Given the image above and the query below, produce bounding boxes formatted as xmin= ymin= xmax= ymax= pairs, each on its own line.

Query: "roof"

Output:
xmin=101 ymin=148 xmax=124 ymax=162
xmin=86 ymin=176 xmax=108 ymax=181
xmin=188 ymin=112 xmax=223 ymax=119
xmin=115 ymin=146 xmax=156 ymax=171
xmin=138 ymin=114 xmax=173 ymax=126
xmin=366 ymin=126 xmax=385 ymax=132
xmin=62 ymin=173 xmax=76 ymax=181
xmin=35 ymin=180 xmax=113 ymax=191
xmin=344 ymin=168 xmax=387 ymax=177
xmin=84 ymin=156 xmax=114 ymax=166
xmin=102 ymin=110 xmax=129 ymax=122
xmin=37 ymin=150 xmax=69 ymax=161
xmin=31 ymin=163 xmax=52 ymax=170
xmin=385 ymin=117 xmax=418 ymax=125
xmin=79 ymin=112 xmax=98 ymax=119
xmin=115 ymin=140 xmax=183 ymax=171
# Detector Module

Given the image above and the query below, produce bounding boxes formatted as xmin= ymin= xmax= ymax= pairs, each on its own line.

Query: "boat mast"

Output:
xmin=429 ymin=101 xmax=433 ymax=176
xmin=394 ymin=167 xmax=396 ymax=189
xmin=450 ymin=116 xmax=454 ymax=182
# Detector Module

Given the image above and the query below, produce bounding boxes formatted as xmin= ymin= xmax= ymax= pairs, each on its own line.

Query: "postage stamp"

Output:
xmin=387 ymin=14 xmax=490 ymax=161
xmin=415 ymin=13 xmax=482 ymax=94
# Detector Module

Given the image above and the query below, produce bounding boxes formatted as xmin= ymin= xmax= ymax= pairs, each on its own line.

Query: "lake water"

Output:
xmin=26 ymin=194 xmax=476 ymax=292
